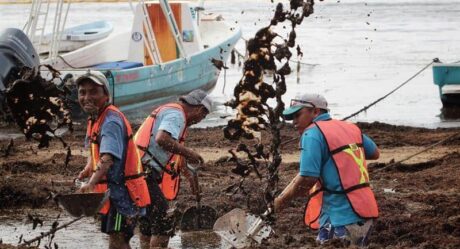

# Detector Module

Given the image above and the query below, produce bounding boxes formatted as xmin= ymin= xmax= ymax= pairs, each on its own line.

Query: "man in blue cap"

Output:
xmin=273 ymin=93 xmax=380 ymax=247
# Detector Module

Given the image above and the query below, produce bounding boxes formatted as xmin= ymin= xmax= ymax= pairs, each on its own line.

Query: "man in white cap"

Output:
xmin=273 ymin=93 xmax=380 ymax=247
xmin=134 ymin=89 xmax=212 ymax=249
xmin=76 ymin=70 xmax=150 ymax=249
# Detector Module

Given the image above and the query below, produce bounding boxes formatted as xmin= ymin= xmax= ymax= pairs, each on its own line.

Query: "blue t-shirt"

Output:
xmin=85 ymin=110 xmax=142 ymax=217
xmin=141 ymin=107 xmax=186 ymax=173
xmin=299 ymin=113 xmax=378 ymax=227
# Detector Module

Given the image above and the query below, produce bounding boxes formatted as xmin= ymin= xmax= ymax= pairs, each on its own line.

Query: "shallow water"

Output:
xmin=1 ymin=0 xmax=460 ymax=128
xmin=0 ymin=209 xmax=224 ymax=249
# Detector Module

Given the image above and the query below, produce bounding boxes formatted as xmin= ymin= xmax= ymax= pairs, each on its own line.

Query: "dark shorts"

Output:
xmin=139 ymin=173 xmax=172 ymax=236
xmin=100 ymin=203 xmax=137 ymax=242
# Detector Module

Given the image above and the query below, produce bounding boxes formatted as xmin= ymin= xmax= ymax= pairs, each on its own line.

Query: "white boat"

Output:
xmin=22 ymin=0 xmax=241 ymax=118
xmin=0 ymin=0 xmax=241 ymax=119
xmin=38 ymin=20 xmax=113 ymax=54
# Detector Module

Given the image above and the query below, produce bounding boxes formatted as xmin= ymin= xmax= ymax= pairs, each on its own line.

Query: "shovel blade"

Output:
xmin=213 ymin=208 xmax=272 ymax=249
xmin=180 ymin=205 xmax=217 ymax=231
xmin=55 ymin=192 xmax=106 ymax=217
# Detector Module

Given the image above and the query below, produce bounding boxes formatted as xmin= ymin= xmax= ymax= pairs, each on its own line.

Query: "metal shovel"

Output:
xmin=180 ymin=164 xmax=217 ymax=231
xmin=213 ymin=208 xmax=273 ymax=249
xmin=55 ymin=187 xmax=110 ymax=217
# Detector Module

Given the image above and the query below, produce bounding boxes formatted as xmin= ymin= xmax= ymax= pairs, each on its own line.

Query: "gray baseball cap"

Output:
xmin=283 ymin=93 xmax=329 ymax=120
xmin=179 ymin=89 xmax=212 ymax=112
xmin=75 ymin=70 xmax=112 ymax=103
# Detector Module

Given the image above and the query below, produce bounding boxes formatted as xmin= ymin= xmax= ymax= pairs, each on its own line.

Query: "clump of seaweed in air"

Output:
xmin=5 ymin=65 xmax=73 ymax=148
xmin=222 ymin=0 xmax=316 ymax=220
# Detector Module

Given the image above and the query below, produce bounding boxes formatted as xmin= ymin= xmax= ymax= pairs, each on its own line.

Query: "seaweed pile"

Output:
xmin=4 ymin=65 xmax=73 ymax=148
xmin=223 ymin=0 xmax=316 ymax=218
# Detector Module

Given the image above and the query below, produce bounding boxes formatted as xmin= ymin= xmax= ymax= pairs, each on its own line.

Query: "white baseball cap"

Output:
xmin=75 ymin=70 xmax=112 ymax=103
xmin=179 ymin=89 xmax=212 ymax=112
xmin=283 ymin=93 xmax=329 ymax=120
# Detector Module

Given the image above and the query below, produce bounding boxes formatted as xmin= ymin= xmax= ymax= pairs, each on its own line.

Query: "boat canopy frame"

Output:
xmin=24 ymin=0 xmax=71 ymax=63
xmin=129 ymin=0 xmax=189 ymax=66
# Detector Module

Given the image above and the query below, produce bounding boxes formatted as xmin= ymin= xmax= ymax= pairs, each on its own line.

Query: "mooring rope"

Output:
xmin=342 ymin=59 xmax=437 ymax=121
xmin=372 ymin=131 xmax=460 ymax=172
xmin=280 ymin=58 xmax=440 ymax=148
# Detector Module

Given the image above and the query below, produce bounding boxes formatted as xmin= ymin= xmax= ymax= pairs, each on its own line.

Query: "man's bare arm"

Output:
xmin=367 ymin=148 xmax=380 ymax=160
xmin=156 ymin=130 xmax=203 ymax=164
xmin=80 ymin=153 xmax=113 ymax=193
xmin=274 ymin=174 xmax=317 ymax=213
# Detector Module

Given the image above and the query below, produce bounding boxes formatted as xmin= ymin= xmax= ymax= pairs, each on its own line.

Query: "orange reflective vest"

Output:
xmin=86 ymin=105 xmax=151 ymax=214
xmin=304 ymin=120 xmax=379 ymax=229
xmin=134 ymin=103 xmax=187 ymax=201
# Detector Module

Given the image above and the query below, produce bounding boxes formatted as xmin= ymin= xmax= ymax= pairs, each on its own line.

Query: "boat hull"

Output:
xmin=68 ymin=28 xmax=241 ymax=120
xmin=432 ymin=63 xmax=460 ymax=107
xmin=39 ymin=21 xmax=113 ymax=54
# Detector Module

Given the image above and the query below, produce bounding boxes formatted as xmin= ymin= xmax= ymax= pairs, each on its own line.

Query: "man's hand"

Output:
xmin=78 ymin=153 xmax=112 ymax=193
xmin=79 ymin=182 xmax=95 ymax=193
xmin=181 ymin=165 xmax=201 ymax=197
xmin=273 ymin=174 xmax=317 ymax=214
xmin=77 ymin=166 xmax=92 ymax=180
xmin=187 ymin=150 xmax=204 ymax=165
xmin=78 ymin=157 xmax=93 ymax=180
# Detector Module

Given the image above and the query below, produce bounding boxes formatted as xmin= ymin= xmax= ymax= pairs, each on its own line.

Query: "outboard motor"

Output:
xmin=0 ymin=28 xmax=40 ymax=118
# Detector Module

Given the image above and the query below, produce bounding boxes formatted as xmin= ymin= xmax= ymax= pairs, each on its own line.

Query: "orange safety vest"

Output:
xmin=87 ymin=105 xmax=151 ymax=214
xmin=134 ymin=103 xmax=187 ymax=201
xmin=304 ymin=120 xmax=379 ymax=229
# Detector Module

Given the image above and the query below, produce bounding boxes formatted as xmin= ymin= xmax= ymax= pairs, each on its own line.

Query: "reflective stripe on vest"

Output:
xmin=134 ymin=103 xmax=187 ymax=200
xmin=303 ymin=120 xmax=378 ymax=229
xmin=87 ymin=105 xmax=151 ymax=214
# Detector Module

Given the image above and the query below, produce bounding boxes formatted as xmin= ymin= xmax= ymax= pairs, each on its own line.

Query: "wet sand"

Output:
xmin=1 ymin=122 xmax=460 ymax=248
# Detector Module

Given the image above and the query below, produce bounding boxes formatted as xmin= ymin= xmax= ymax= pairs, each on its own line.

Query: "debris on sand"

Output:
xmin=1 ymin=139 xmax=14 ymax=157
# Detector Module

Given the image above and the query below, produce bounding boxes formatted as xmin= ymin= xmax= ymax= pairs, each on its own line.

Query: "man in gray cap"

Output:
xmin=273 ymin=93 xmax=380 ymax=247
xmin=134 ymin=89 xmax=211 ymax=249
xmin=76 ymin=70 xmax=150 ymax=249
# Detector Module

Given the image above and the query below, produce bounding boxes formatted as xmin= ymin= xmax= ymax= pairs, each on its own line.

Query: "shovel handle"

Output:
xmin=51 ymin=178 xmax=87 ymax=189
xmin=51 ymin=179 xmax=76 ymax=187
xmin=186 ymin=164 xmax=201 ymax=205
xmin=247 ymin=218 xmax=264 ymax=236
xmin=96 ymin=190 xmax=111 ymax=212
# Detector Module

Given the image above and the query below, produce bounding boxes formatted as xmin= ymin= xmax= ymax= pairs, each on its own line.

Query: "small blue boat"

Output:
xmin=432 ymin=61 xmax=460 ymax=107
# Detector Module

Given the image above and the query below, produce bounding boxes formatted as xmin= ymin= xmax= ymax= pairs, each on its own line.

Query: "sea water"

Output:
xmin=0 ymin=209 xmax=224 ymax=249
